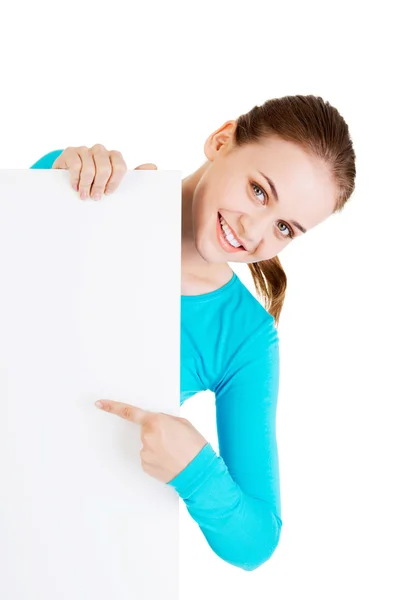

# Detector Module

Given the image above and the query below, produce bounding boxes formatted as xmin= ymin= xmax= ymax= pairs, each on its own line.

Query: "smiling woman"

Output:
xmin=30 ymin=94 xmax=356 ymax=571
xmin=184 ymin=97 xmax=355 ymax=323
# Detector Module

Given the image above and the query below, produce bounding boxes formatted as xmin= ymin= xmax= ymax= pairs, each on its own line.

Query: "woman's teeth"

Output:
xmin=219 ymin=215 xmax=242 ymax=248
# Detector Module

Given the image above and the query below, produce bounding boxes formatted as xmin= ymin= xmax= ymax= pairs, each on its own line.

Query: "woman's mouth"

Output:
xmin=216 ymin=213 xmax=245 ymax=253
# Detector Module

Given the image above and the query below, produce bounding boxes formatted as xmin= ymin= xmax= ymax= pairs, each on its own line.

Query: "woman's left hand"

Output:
xmin=94 ymin=399 xmax=208 ymax=483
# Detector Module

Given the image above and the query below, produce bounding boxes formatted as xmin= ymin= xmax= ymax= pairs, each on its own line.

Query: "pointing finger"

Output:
xmin=95 ymin=399 xmax=148 ymax=425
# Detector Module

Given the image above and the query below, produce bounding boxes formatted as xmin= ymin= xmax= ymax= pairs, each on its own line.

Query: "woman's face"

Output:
xmin=192 ymin=122 xmax=338 ymax=264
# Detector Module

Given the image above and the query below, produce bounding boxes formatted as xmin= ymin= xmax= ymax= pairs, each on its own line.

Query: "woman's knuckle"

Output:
xmin=147 ymin=414 xmax=160 ymax=428
xmin=82 ymin=165 xmax=95 ymax=178
xmin=142 ymin=431 xmax=151 ymax=443
xmin=122 ymin=406 xmax=131 ymax=419
xmin=91 ymin=143 xmax=106 ymax=153
xmin=100 ymin=164 xmax=112 ymax=177
xmin=114 ymin=161 xmax=127 ymax=173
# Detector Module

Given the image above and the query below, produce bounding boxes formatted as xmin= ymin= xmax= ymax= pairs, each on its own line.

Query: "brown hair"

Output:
xmin=233 ymin=95 xmax=356 ymax=327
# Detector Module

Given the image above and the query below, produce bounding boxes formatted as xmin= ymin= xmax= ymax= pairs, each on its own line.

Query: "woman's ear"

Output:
xmin=204 ymin=120 xmax=237 ymax=161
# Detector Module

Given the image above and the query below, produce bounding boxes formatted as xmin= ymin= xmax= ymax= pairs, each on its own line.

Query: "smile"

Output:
xmin=217 ymin=213 xmax=245 ymax=253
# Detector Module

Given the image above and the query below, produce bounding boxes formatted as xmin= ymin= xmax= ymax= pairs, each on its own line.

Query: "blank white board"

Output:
xmin=0 ymin=169 xmax=181 ymax=599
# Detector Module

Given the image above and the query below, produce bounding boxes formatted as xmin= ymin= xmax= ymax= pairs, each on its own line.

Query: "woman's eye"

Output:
xmin=277 ymin=222 xmax=294 ymax=239
xmin=251 ymin=182 xmax=295 ymax=240
xmin=252 ymin=182 xmax=267 ymax=204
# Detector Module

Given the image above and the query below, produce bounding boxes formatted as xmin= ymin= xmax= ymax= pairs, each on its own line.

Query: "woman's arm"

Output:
xmin=32 ymin=151 xmax=282 ymax=570
xmin=30 ymin=150 xmax=64 ymax=169
xmin=167 ymin=317 xmax=282 ymax=571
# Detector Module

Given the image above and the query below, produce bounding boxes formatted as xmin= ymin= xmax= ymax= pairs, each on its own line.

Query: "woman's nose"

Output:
xmin=239 ymin=214 xmax=272 ymax=251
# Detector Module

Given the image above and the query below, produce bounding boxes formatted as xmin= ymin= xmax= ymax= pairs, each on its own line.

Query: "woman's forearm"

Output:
xmin=167 ymin=442 xmax=282 ymax=571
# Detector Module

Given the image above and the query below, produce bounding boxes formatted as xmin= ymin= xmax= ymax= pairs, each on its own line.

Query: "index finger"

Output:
xmin=52 ymin=148 xmax=82 ymax=191
xmin=95 ymin=399 xmax=148 ymax=425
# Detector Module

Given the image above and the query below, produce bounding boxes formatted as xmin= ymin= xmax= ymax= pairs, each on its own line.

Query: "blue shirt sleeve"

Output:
xmin=167 ymin=317 xmax=282 ymax=571
xmin=30 ymin=150 xmax=64 ymax=169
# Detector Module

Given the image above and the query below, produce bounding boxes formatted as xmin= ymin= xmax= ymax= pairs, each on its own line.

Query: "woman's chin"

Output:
xmin=194 ymin=237 xmax=224 ymax=264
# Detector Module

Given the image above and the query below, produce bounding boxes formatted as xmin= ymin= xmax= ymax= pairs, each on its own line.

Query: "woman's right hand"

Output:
xmin=52 ymin=144 xmax=157 ymax=200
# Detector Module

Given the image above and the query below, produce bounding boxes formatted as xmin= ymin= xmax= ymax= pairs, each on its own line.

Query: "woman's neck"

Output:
xmin=181 ymin=162 xmax=232 ymax=290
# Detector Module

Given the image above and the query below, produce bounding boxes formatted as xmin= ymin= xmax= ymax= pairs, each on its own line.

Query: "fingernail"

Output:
xmin=105 ymin=188 xmax=113 ymax=195
xmin=80 ymin=190 xmax=88 ymax=200
xmin=95 ymin=400 xmax=104 ymax=408
xmin=93 ymin=193 xmax=101 ymax=201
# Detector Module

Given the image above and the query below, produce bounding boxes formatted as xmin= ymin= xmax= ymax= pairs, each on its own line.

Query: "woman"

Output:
xmin=31 ymin=95 xmax=356 ymax=571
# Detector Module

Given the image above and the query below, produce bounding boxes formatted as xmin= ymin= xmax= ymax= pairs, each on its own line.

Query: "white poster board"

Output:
xmin=0 ymin=169 xmax=181 ymax=599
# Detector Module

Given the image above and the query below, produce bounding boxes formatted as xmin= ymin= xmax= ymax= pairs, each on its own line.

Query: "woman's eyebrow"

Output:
xmin=258 ymin=170 xmax=307 ymax=234
xmin=258 ymin=171 xmax=280 ymax=203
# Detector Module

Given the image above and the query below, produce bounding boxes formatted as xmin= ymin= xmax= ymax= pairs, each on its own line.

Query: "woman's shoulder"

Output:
xmin=182 ymin=270 xmax=277 ymax=342
xmin=211 ymin=282 xmax=279 ymax=395
xmin=233 ymin=273 xmax=278 ymax=340
xmin=181 ymin=271 xmax=279 ymax=393
xmin=212 ymin=271 xmax=279 ymax=359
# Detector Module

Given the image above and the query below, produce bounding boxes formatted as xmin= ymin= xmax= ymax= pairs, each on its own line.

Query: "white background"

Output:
xmin=1 ymin=1 xmax=399 ymax=598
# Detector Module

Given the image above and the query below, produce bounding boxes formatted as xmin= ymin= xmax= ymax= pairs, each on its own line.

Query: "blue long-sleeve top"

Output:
xmin=31 ymin=150 xmax=283 ymax=571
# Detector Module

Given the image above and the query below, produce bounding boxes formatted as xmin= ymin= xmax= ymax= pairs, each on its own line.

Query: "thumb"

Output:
xmin=134 ymin=163 xmax=158 ymax=170
xmin=52 ymin=154 xmax=67 ymax=169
